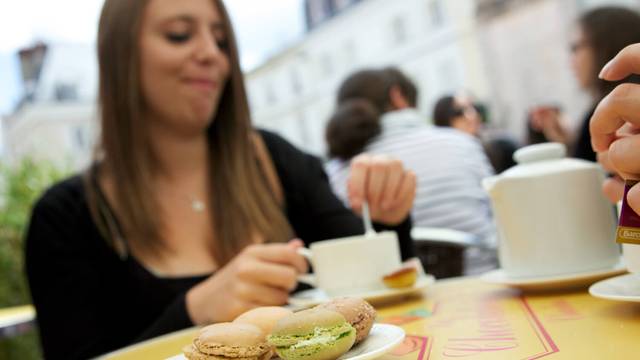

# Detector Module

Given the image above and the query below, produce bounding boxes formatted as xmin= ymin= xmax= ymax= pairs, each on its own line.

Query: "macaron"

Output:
xmin=316 ymin=297 xmax=376 ymax=343
xmin=267 ymin=308 xmax=356 ymax=360
xmin=233 ymin=306 xmax=294 ymax=336
xmin=184 ymin=322 xmax=272 ymax=360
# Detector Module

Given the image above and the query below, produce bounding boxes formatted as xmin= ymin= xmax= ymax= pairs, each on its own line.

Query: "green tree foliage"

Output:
xmin=0 ymin=159 xmax=68 ymax=360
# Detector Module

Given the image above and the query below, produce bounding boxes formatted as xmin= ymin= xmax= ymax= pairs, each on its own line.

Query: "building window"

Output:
xmin=427 ymin=0 xmax=444 ymax=28
xmin=54 ymin=83 xmax=78 ymax=101
xmin=391 ymin=15 xmax=407 ymax=45
xmin=308 ymin=0 xmax=332 ymax=27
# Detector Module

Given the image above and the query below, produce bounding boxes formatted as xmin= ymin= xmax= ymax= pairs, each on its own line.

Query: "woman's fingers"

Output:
xmin=627 ymin=183 xmax=640 ymax=215
xmin=608 ymin=134 xmax=640 ymax=179
xmin=602 ymin=177 xmax=625 ymax=204
xmin=600 ymin=43 xmax=640 ymax=81
xmin=246 ymin=243 xmax=307 ymax=274
xmin=379 ymin=158 xmax=404 ymax=211
xmin=234 ymin=281 xmax=290 ymax=306
xmin=347 ymin=154 xmax=372 ymax=212
xmin=591 ymin=83 xmax=640 ymax=152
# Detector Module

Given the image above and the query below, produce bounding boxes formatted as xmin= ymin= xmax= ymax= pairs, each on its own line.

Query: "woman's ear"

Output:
xmin=389 ymin=85 xmax=410 ymax=110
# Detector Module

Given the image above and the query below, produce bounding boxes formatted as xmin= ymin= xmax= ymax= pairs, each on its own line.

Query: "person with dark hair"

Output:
xmin=432 ymin=94 xmax=483 ymax=136
xmin=24 ymin=1 xmax=417 ymax=359
xmin=532 ymin=6 xmax=640 ymax=161
xmin=325 ymin=67 xmax=496 ymax=268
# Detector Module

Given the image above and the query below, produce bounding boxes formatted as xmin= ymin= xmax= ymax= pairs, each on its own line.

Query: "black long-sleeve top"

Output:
xmin=25 ymin=130 xmax=414 ymax=360
xmin=572 ymin=107 xmax=597 ymax=162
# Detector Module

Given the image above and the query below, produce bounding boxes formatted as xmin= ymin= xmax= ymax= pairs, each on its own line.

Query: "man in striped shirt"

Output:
xmin=324 ymin=68 xmax=496 ymax=274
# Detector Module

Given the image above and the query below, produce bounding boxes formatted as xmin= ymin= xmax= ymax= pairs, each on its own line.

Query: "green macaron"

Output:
xmin=267 ymin=308 xmax=356 ymax=360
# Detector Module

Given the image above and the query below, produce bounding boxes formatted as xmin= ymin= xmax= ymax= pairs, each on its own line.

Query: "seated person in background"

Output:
xmin=591 ymin=43 xmax=640 ymax=209
xmin=433 ymin=93 xmax=519 ymax=173
xmin=24 ymin=1 xmax=417 ymax=359
xmin=432 ymin=94 xmax=483 ymax=137
xmin=324 ymin=67 xmax=497 ymax=276
xmin=533 ymin=6 xmax=640 ymax=161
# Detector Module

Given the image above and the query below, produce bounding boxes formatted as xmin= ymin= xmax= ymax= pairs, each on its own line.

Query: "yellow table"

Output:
xmin=100 ymin=277 xmax=640 ymax=359
xmin=0 ymin=305 xmax=35 ymax=338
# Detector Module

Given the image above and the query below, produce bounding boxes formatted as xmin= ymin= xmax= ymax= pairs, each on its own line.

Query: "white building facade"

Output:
xmin=246 ymin=0 xmax=640 ymax=156
xmin=246 ymin=0 xmax=490 ymax=156
xmin=3 ymin=43 xmax=98 ymax=169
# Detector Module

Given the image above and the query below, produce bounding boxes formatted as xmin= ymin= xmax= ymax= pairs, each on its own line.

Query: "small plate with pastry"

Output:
xmin=289 ymin=264 xmax=434 ymax=308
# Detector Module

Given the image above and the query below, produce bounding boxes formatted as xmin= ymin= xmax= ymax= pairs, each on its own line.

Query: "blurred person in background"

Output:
xmin=432 ymin=94 xmax=483 ymax=137
xmin=530 ymin=6 xmax=640 ymax=161
xmin=325 ymin=67 xmax=497 ymax=277
xmin=433 ymin=93 xmax=518 ymax=173
xmin=24 ymin=0 xmax=417 ymax=359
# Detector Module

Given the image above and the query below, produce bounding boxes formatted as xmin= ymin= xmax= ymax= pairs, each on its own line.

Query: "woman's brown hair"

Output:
xmin=91 ymin=0 xmax=292 ymax=265
xmin=578 ymin=6 xmax=640 ymax=101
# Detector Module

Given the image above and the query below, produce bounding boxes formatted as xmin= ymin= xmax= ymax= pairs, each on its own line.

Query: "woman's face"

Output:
xmin=139 ymin=0 xmax=230 ymax=135
xmin=570 ymin=26 xmax=595 ymax=91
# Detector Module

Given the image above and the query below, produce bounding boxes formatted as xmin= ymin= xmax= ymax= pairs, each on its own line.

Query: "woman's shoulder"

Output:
xmin=258 ymin=129 xmax=298 ymax=155
xmin=34 ymin=174 xmax=88 ymax=216
xmin=258 ymin=129 xmax=319 ymax=168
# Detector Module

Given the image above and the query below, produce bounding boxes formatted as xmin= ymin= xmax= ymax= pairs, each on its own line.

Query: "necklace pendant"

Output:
xmin=191 ymin=200 xmax=206 ymax=212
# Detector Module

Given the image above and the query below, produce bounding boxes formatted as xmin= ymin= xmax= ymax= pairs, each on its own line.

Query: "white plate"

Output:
xmin=166 ymin=323 xmax=405 ymax=360
xmin=589 ymin=273 xmax=640 ymax=302
xmin=480 ymin=261 xmax=626 ymax=291
xmin=288 ymin=275 xmax=435 ymax=307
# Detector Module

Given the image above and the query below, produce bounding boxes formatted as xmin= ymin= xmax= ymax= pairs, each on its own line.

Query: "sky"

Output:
xmin=0 ymin=0 xmax=305 ymax=115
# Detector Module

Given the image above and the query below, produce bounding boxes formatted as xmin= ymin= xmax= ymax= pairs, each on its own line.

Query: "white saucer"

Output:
xmin=480 ymin=261 xmax=626 ymax=291
xmin=166 ymin=324 xmax=405 ymax=360
xmin=288 ymin=275 xmax=435 ymax=307
xmin=589 ymin=273 xmax=640 ymax=302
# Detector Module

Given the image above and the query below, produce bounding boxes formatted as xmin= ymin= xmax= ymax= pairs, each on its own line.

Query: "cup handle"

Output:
xmin=297 ymin=247 xmax=312 ymax=260
xmin=296 ymin=248 xmax=316 ymax=286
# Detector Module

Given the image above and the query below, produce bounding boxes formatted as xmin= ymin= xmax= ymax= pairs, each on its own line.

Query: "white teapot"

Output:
xmin=483 ymin=143 xmax=619 ymax=278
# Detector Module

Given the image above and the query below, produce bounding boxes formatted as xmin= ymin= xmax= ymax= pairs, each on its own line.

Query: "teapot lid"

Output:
xmin=513 ymin=142 xmax=566 ymax=164
xmin=502 ymin=142 xmax=596 ymax=179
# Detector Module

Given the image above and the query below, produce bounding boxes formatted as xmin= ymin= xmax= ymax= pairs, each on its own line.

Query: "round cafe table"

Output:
xmin=97 ymin=276 xmax=640 ymax=359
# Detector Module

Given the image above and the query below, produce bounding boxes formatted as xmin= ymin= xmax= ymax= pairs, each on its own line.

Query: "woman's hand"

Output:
xmin=186 ymin=238 xmax=307 ymax=325
xmin=591 ymin=43 xmax=640 ymax=213
xmin=347 ymin=154 xmax=416 ymax=225
xmin=597 ymin=151 xmax=626 ymax=204
xmin=529 ymin=106 xmax=570 ymax=144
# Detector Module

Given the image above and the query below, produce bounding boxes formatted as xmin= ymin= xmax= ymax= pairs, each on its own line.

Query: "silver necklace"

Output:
xmin=189 ymin=196 xmax=206 ymax=212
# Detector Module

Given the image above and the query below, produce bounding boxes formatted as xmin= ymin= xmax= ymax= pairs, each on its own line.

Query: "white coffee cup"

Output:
xmin=297 ymin=231 xmax=401 ymax=295
xmin=623 ymin=244 xmax=640 ymax=273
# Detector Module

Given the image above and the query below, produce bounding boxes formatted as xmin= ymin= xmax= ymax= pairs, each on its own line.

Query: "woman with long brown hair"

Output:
xmin=531 ymin=6 xmax=640 ymax=161
xmin=24 ymin=0 xmax=416 ymax=359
